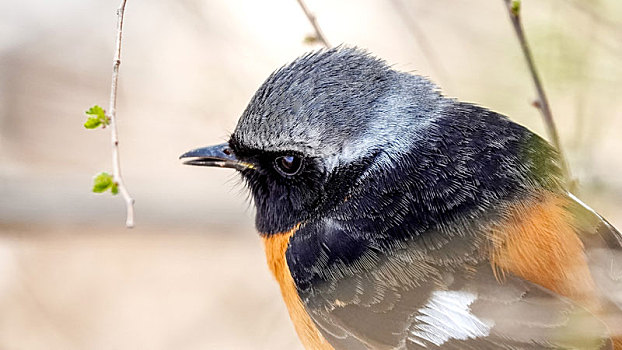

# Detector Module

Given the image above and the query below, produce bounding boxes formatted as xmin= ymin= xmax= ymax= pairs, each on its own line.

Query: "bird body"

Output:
xmin=182 ymin=47 xmax=622 ymax=349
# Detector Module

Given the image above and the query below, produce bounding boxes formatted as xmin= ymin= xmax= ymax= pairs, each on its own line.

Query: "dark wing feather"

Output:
xmin=288 ymin=220 xmax=611 ymax=350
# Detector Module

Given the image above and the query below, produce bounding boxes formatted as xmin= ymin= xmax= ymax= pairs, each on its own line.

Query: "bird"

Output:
xmin=180 ymin=47 xmax=622 ymax=349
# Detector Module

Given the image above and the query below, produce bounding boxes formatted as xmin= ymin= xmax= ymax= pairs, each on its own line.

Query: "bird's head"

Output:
xmin=181 ymin=47 xmax=445 ymax=235
xmin=182 ymin=47 xmax=562 ymax=237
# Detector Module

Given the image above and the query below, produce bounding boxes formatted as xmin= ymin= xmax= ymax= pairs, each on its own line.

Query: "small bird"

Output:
xmin=181 ymin=47 xmax=622 ymax=349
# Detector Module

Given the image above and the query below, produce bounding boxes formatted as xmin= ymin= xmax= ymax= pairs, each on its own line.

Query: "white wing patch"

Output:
xmin=409 ymin=290 xmax=492 ymax=347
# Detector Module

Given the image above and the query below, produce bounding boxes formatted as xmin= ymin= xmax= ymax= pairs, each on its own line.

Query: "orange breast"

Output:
xmin=262 ymin=225 xmax=335 ymax=350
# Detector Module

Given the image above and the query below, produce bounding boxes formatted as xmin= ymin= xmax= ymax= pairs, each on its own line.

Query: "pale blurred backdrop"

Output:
xmin=0 ymin=0 xmax=621 ymax=349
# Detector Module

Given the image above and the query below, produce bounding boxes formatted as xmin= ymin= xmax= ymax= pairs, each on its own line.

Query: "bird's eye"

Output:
xmin=274 ymin=155 xmax=303 ymax=176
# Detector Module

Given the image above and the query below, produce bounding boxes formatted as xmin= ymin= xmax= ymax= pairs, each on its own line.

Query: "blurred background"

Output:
xmin=0 ymin=0 xmax=620 ymax=349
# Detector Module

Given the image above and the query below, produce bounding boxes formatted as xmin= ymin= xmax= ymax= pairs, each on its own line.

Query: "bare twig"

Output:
xmin=388 ymin=0 xmax=450 ymax=86
xmin=502 ymin=0 xmax=572 ymax=186
xmin=295 ymin=0 xmax=331 ymax=47
xmin=108 ymin=0 xmax=135 ymax=227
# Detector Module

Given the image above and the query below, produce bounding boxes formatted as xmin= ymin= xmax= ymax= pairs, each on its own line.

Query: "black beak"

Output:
xmin=179 ymin=143 xmax=253 ymax=171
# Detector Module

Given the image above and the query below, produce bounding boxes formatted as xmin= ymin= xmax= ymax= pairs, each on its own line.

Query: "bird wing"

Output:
xmin=567 ymin=193 xmax=622 ymax=334
xmin=309 ymin=262 xmax=609 ymax=350
xmin=286 ymin=195 xmax=617 ymax=349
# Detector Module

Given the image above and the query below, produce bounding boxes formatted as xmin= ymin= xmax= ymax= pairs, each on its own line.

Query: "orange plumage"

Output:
xmin=262 ymin=225 xmax=334 ymax=350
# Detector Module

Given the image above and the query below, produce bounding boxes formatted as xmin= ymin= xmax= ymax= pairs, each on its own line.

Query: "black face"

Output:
xmin=227 ymin=139 xmax=329 ymax=234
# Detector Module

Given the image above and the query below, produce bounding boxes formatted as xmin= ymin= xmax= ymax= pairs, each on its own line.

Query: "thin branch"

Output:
xmin=108 ymin=0 xmax=135 ymax=227
xmin=502 ymin=0 xmax=572 ymax=186
xmin=388 ymin=0 xmax=450 ymax=87
xmin=295 ymin=0 xmax=331 ymax=47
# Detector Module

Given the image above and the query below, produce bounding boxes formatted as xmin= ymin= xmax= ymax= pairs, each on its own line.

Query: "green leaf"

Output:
xmin=86 ymin=105 xmax=106 ymax=118
xmin=84 ymin=105 xmax=109 ymax=129
xmin=84 ymin=116 xmax=102 ymax=129
xmin=92 ymin=172 xmax=114 ymax=193
xmin=511 ymin=0 xmax=521 ymax=16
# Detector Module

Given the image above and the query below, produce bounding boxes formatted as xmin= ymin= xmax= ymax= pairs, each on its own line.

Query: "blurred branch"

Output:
xmin=108 ymin=0 xmax=135 ymax=227
xmin=295 ymin=0 xmax=331 ymax=47
xmin=567 ymin=0 xmax=622 ymax=35
xmin=388 ymin=0 xmax=450 ymax=86
xmin=566 ymin=0 xmax=622 ymax=56
xmin=501 ymin=0 xmax=572 ymax=188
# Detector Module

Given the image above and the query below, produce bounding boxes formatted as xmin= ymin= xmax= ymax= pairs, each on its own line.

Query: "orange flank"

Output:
xmin=262 ymin=225 xmax=335 ymax=350
xmin=489 ymin=192 xmax=622 ymax=347
xmin=490 ymin=192 xmax=600 ymax=310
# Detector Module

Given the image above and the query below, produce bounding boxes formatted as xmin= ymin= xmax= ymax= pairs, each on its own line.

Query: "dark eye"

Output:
xmin=274 ymin=155 xmax=303 ymax=176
